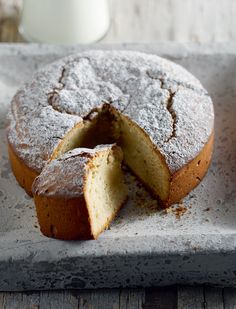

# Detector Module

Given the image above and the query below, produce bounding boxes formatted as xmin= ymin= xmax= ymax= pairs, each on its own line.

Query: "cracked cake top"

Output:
xmin=7 ymin=50 xmax=214 ymax=173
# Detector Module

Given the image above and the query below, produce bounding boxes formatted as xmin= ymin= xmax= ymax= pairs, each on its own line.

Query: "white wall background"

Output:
xmin=104 ymin=0 xmax=236 ymax=43
xmin=0 ymin=0 xmax=236 ymax=43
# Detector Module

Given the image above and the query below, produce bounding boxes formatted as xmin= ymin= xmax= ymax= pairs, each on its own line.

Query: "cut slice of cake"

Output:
xmin=32 ymin=145 xmax=127 ymax=240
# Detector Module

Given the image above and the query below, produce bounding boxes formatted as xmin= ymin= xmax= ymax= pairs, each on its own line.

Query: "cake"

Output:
xmin=32 ymin=145 xmax=127 ymax=240
xmin=7 ymin=50 xmax=214 ymax=209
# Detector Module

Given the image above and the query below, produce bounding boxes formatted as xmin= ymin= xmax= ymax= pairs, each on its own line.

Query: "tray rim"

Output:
xmin=0 ymin=42 xmax=236 ymax=57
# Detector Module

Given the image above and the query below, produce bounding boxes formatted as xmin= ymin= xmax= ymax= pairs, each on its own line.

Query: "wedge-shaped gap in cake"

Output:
xmin=52 ymin=105 xmax=117 ymax=157
xmin=52 ymin=103 xmax=171 ymax=206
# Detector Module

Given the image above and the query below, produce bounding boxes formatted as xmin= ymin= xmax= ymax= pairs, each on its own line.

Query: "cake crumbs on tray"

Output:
xmin=174 ymin=205 xmax=187 ymax=219
xmin=134 ymin=191 xmax=159 ymax=214
xmin=164 ymin=202 xmax=188 ymax=219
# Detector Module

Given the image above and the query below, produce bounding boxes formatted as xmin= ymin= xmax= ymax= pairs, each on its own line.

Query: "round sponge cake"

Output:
xmin=7 ymin=50 xmax=214 ymax=206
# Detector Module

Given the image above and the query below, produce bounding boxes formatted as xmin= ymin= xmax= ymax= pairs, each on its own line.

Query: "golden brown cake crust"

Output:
xmin=34 ymin=195 xmax=93 ymax=240
xmin=8 ymin=142 xmax=39 ymax=196
xmin=167 ymin=132 xmax=214 ymax=206
xmin=34 ymin=195 xmax=128 ymax=240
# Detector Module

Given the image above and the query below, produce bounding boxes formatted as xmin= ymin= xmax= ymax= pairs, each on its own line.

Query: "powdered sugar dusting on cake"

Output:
xmin=32 ymin=145 xmax=114 ymax=197
xmin=7 ymin=50 xmax=214 ymax=174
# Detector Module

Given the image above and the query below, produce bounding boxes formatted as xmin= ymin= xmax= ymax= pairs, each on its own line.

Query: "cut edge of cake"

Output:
xmin=50 ymin=103 xmax=213 ymax=208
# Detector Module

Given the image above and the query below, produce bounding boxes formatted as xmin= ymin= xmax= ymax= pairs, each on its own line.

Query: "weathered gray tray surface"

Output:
xmin=0 ymin=43 xmax=235 ymax=291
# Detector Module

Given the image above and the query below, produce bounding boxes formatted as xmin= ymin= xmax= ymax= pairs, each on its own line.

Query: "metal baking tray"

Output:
xmin=0 ymin=43 xmax=235 ymax=291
